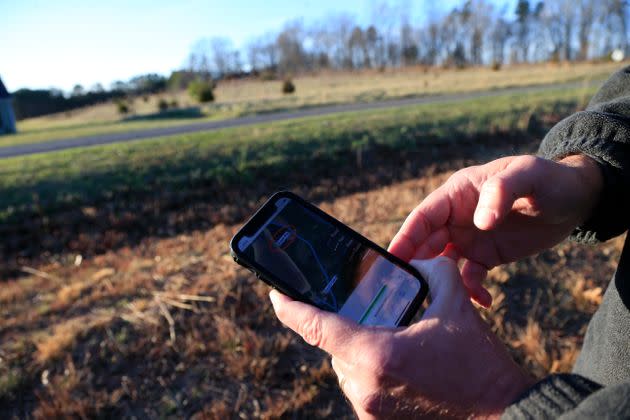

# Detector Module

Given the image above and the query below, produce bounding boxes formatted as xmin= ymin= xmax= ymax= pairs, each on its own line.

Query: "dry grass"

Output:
xmin=34 ymin=310 xmax=114 ymax=363
xmin=1 ymin=168 xmax=625 ymax=417
xmin=214 ymin=61 xmax=617 ymax=105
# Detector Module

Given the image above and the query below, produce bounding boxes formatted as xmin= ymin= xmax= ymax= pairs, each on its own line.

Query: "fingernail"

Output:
xmin=474 ymin=208 xmax=496 ymax=229
xmin=269 ymin=290 xmax=280 ymax=307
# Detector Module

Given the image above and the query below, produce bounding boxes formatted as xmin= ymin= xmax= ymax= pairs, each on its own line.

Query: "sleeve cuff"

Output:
xmin=538 ymin=111 xmax=630 ymax=243
xmin=501 ymin=374 xmax=602 ymax=419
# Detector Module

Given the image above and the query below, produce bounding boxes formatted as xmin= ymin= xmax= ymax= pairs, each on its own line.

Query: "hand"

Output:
xmin=270 ymin=257 xmax=535 ymax=419
xmin=388 ymin=154 xmax=603 ymax=306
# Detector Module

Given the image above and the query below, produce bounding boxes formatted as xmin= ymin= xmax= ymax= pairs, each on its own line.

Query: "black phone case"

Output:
xmin=229 ymin=191 xmax=428 ymax=327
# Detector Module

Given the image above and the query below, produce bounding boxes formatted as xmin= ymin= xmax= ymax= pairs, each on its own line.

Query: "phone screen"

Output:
xmin=236 ymin=196 xmax=422 ymax=327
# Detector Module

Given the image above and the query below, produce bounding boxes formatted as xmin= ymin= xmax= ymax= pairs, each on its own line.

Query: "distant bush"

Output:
xmin=170 ymin=99 xmax=179 ymax=109
xmin=188 ymin=80 xmax=215 ymax=103
xmin=142 ymin=95 xmax=149 ymax=103
xmin=491 ymin=61 xmax=502 ymax=71
xmin=115 ymin=99 xmax=129 ymax=115
xmin=282 ymin=78 xmax=295 ymax=95
xmin=158 ymin=99 xmax=169 ymax=112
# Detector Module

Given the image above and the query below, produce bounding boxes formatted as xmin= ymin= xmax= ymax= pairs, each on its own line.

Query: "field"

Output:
xmin=6 ymin=60 xmax=617 ymax=147
xmin=0 ymin=63 xmax=625 ymax=418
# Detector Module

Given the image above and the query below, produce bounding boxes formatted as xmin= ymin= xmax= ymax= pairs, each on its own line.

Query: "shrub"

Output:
xmin=491 ymin=61 xmax=502 ymax=71
xmin=188 ymin=80 xmax=215 ymax=103
xmin=158 ymin=99 xmax=169 ymax=112
xmin=115 ymin=99 xmax=129 ymax=115
xmin=282 ymin=78 xmax=295 ymax=95
xmin=170 ymin=99 xmax=179 ymax=109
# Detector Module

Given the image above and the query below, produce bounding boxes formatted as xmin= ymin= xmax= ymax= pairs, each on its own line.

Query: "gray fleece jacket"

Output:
xmin=503 ymin=67 xmax=630 ymax=418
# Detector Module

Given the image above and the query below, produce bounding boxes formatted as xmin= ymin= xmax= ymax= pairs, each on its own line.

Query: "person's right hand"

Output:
xmin=388 ymin=154 xmax=603 ymax=307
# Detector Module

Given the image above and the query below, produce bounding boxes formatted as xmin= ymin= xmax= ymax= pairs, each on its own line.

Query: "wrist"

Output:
xmin=478 ymin=370 xmax=536 ymax=419
xmin=470 ymin=366 xmax=536 ymax=419
xmin=470 ymin=346 xmax=537 ymax=419
xmin=557 ymin=154 xmax=604 ymax=225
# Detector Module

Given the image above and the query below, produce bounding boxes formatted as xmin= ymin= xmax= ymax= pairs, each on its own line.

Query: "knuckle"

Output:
xmin=363 ymin=340 xmax=398 ymax=383
xmin=483 ymin=175 xmax=506 ymax=193
xmin=516 ymin=154 xmax=541 ymax=170
xmin=297 ymin=315 xmax=324 ymax=348
xmin=451 ymin=167 xmax=473 ymax=183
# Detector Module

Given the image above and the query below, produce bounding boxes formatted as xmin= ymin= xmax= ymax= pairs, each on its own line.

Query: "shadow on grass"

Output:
xmin=123 ymin=107 xmax=204 ymax=122
xmin=0 ymin=125 xmax=543 ymax=279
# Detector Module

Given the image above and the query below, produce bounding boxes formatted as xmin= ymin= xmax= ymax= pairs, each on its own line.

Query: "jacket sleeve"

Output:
xmin=538 ymin=66 xmax=630 ymax=243
xmin=501 ymin=374 xmax=630 ymax=419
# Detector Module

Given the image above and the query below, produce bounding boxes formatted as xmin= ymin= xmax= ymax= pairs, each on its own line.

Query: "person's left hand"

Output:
xmin=270 ymin=257 xmax=534 ymax=419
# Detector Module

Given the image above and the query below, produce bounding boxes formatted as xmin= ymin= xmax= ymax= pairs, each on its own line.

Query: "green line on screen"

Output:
xmin=358 ymin=284 xmax=388 ymax=325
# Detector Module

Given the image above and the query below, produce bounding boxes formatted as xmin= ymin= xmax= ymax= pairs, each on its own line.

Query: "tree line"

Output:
xmin=188 ymin=0 xmax=629 ymax=77
xmin=12 ymin=74 xmax=168 ymax=120
xmin=11 ymin=0 xmax=630 ymax=120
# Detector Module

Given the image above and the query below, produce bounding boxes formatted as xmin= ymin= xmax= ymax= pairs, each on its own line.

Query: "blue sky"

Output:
xmin=1 ymin=0 xmax=511 ymax=92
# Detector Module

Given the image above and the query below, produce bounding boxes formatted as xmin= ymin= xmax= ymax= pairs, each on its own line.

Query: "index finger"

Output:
xmin=269 ymin=290 xmax=365 ymax=359
xmin=388 ymin=185 xmax=452 ymax=261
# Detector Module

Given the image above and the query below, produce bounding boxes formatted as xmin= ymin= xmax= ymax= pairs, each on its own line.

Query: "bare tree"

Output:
xmin=562 ymin=0 xmax=576 ymax=61
xmin=578 ymin=0 xmax=595 ymax=60
xmin=276 ymin=21 xmax=306 ymax=74
xmin=370 ymin=1 xmax=400 ymax=67
xmin=365 ymin=25 xmax=380 ymax=68
xmin=606 ymin=0 xmax=629 ymax=53
xmin=515 ymin=0 xmax=530 ymax=62
xmin=349 ymin=26 xmax=368 ymax=69
xmin=490 ymin=14 xmax=511 ymax=65
xmin=245 ymin=39 xmax=262 ymax=72
xmin=210 ymin=37 xmax=234 ymax=77
xmin=468 ymin=0 xmax=493 ymax=66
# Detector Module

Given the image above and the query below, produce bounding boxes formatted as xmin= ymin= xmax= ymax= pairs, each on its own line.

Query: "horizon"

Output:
xmin=1 ymin=0 xmax=511 ymax=93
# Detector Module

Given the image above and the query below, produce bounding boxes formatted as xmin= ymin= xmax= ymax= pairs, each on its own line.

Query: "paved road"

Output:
xmin=0 ymin=80 xmax=597 ymax=159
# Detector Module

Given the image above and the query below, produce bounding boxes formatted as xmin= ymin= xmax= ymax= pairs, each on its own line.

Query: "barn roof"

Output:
xmin=0 ymin=77 xmax=11 ymax=98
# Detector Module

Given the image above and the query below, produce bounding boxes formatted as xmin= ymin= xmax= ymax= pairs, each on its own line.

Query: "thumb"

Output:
xmin=269 ymin=289 xmax=365 ymax=359
xmin=474 ymin=156 xmax=542 ymax=230
xmin=410 ymin=257 xmax=469 ymax=314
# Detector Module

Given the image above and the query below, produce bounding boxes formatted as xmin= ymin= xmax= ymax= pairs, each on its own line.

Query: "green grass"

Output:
xmin=0 ymin=86 xmax=596 ymax=223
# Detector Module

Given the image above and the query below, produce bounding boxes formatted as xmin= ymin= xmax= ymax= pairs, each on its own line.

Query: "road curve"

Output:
xmin=0 ymin=81 xmax=597 ymax=160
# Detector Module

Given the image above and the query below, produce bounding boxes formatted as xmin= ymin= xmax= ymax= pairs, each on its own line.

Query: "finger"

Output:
xmin=474 ymin=156 xmax=542 ymax=230
xmin=269 ymin=289 xmax=364 ymax=357
xmin=389 ymin=186 xmax=452 ymax=261
xmin=461 ymin=260 xmax=492 ymax=308
xmin=410 ymin=258 xmax=468 ymax=313
xmin=439 ymin=242 xmax=460 ymax=260
xmin=410 ymin=227 xmax=451 ymax=260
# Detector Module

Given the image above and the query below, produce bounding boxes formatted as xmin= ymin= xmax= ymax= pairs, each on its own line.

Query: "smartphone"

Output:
xmin=230 ymin=191 xmax=428 ymax=327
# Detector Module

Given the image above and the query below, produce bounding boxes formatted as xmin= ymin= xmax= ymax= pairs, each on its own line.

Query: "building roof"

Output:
xmin=0 ymin=77 xmax=11 ymax=98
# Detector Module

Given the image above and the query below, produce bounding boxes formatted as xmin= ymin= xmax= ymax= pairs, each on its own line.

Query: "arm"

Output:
xmin=539 ymin=66 xmax=630 ymax=242
xmin=387 ymin=67 xmax=630 ymax=306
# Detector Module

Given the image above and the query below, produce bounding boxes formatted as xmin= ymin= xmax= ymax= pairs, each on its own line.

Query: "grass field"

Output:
xmin=0 ymin=63 xmax=623 ymax=417
xmin=5 ymin=60 xmax=617 ymax=147
xmin=0 ymin=86 xmax=596 ymax=226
